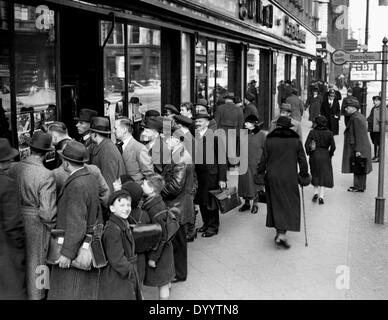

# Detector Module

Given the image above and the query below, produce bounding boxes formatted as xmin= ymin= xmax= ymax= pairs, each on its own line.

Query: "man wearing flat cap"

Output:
xmin=320 ymin=89 xmax=341 ymax=136
xmin=89 ymin=117 xmax=126 ymax=195
xmin=75 ymin=109 xmax=98 ymax=149
xmin=194 ymin=112 xmax=227 ymax=238
xmin=269 ymin=103 xmax=303 ymax=141
xmin=48 ymin=141 xmax=102 ymax=300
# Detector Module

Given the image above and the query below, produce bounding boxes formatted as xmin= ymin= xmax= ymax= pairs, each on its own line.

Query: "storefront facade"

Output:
xmin=0 ymin=0 xmax=317 ymax=157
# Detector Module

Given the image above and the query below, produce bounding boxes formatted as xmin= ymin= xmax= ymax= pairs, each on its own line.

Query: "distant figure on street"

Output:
xmin=269 ymin=103 xmax=303 ymax=142
xmin=352 ymin=82 xmax=363 ymax=104
xmin=257 ymin=116 xmax=309 ymax=249
xmin=285 ymin=88 xmax=304 ymax=122
xmin=304 ymin=115 xmax=336 ymax=205
xmin=341 ymin=88 xmax=359 ymax=126
xmin=320 ymin=89 xmax=341 ymax=136
xmin=342 ymin=101 xmax=372 ymax=192
xmin=243 ymin=93 xmax=259 ymax=119
xmin=367 ymin=96 xmax=383 ymax=162
xmin=304 ymin=87 xmax=322 ymax=125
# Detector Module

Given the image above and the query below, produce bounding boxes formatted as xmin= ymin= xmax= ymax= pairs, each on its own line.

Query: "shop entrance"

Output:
xmin=59 ymin=7 xmax=102 ymax=139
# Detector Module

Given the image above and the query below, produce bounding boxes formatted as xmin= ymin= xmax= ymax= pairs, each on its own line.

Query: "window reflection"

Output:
xmin=247 ymin=47 xmax=260 ymax=106
xmin=181 ymin=33 xmax=191 ymax=103
xmin=195 ymin=37 xmax=207 ymax=102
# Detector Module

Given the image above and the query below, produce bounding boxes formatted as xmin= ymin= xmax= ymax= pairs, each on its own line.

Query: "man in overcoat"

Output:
xmin=75 ymin=108 xmax=98 ymax=149
xmin=285 ymin=88 xmax=304 ymax=122
xmin=342 ymin=102 xmax=372 ymax=192
xmin=320 ymin=89 xmax=341 ymax=136
xmin=257 ymin=116 xmax=309 ymax=249
xmin=114 ymin=117 xmax=154 ymax=183
xmin=48 ymin=141 xmax=102 ymax=300
xmin=89 ymin=117 xmax=126 ymax=194
xmin=0 ymin=139 xmax=27 ymax=300
xmin=194 ymin=113 xmax=227 ymax=238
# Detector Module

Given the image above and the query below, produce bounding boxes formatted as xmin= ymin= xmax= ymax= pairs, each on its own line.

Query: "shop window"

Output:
xmin=246 ymin=47 xmax=260 ymax=105
xmin=195 ymin=37 xmax=207 ymax=102
xmin=274 ymin=52 xmax=286 ymax=111
xmin=129 ymin=26 xmax=140 ymax=44
xmin=207 ymin=40 xmax=216 ymax=107
xmin=291 ymin=55 xmax=297 ymax=86
xmin=181 ymin=32 xmax=191 ymax=103
xmin=14 ymin=3 xmax=57 ymax=158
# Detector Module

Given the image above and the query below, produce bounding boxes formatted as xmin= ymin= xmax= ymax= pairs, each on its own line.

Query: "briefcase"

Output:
xmin=350 ymin=156 xmax=368 ymax=175
xmin=208 ymin=186 xmax=242 ymax=214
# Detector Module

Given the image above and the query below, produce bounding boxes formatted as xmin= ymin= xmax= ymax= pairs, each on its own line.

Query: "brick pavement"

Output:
xmin=143 ymin=108 xmax=388 ymax=300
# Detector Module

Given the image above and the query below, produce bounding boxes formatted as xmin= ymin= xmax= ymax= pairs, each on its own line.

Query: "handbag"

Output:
xmin=128 ymin=211 xmax=163 ymax=253
xmin=208 ymin=186 xmax=242 ymax=214
xmin=256 ymin=189 xmax=267 ymax=204
xmin=350 ymin=155 xmax=368 ymax=175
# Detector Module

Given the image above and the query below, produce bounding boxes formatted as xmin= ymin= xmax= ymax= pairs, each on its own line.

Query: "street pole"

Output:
xmin=361 ymin=0 xmax=370 ymax=116
xmin=375 ymin=37 xmax=388 ymax=225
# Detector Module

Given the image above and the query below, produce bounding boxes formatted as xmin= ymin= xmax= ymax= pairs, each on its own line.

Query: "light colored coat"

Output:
xmin=122 ymin=136 xmax=154 ymax=182
xmin=9 ymin=156 xmax=57 ymax=300
xmin=286 ymin=94 xmax=304 ymax=122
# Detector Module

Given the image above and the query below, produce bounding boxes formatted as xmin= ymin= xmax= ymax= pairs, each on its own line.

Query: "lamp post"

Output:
xmin=361 ymin=0 xmax=370 ymax=116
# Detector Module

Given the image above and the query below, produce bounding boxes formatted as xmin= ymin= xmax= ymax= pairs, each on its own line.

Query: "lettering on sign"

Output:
xmin=35 ymin=5 xmax=54 ymax=30
xmin=284 ymin=16 xmax=306 ymax=44
xmin=238 ymin=0 xmax=273 ymax=28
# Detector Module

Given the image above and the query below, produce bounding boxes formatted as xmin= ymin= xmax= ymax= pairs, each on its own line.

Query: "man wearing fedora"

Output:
xmin=270 ymin=103 xmax=303 ymax=141
xmin=114 ymin=117 xmax=154 ymax=183
xmin=320 ymin=89 xmax=341 ymax=136
xmin=257 ymin=116 xmax=309 ymax=249
xmin=8 ymin=131 xmax=57 ymax=300
xmin=194 ymin=112 xmax=227 ymax=238
xmin=140 ymin=116 xmax=169 ymax=174
xmin=214 ymin=92 xmax=244 ymax=168
xmin=0 ymin=138 xmax=27 ymax=300
xmin=195 ymin=100 xmax=217 ymax=131
xmin=48 ymin=141 xmax=102 ymax=300
xmin=89 ymin=117 xmax=125 ymax=194
xmin=75 ymin=108 xmax=98 ymax=149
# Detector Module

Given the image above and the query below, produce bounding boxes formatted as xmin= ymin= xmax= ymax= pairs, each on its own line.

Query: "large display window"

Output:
xmin=181 ymin=32 xmax=191 ymax=103
xmin=246 ymin=47 xmax=260 ymax=110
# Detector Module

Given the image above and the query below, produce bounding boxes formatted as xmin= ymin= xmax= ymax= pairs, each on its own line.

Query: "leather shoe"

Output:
xmin=275 ymin=238 xmax=291 ymax=249
xmin=239 ymin=203 xmax=251 ymax=212
xmin=172 ymin=277 xmax=186 ymax=283
xmin=251 ymin=204 xmax=259 ymax=214
xmin=312 ymin=194 xmax=318 ymax=202
xmin=319 ymin=198 xmax=324 ymax=205
xmin=197 ymin=226 xmax=208 ymax=233
xmin=202 ymin=231 xmax=218 ymax=238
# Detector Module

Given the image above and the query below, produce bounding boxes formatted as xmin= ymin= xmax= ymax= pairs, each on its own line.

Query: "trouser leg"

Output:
xmin=172 ymin=225 xmax=187 ymax=280
xmin=199 ymin=205 xmax=209 ymax=229
xmin=354 ymin=174 xmax=367 ymax=191
xmin=205 ymin=207 xmax=219 ymax=233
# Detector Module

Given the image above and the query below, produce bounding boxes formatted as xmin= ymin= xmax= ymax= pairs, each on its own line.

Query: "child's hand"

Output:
xmin=113 ymin=178 xmax=122 ymax=191
xmin=148 ymin=260 xmax=156 ymax=268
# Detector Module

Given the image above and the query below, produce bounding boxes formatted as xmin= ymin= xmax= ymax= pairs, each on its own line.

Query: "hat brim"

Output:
xmin=57 ymin=150 xmax=89 ymax=164
xmin=89 ymin=128 xmax=111 ymax=134
xmin=28 ymin=142 xmax=54 ymax=152
xmin=0 ymin=148 xmax=19 ymax=162
xmin=74 ymin=117 xmax=92 ymax=123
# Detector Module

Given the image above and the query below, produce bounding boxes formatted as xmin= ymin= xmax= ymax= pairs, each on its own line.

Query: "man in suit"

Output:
xmin=194 ymin=113 xmax=227 ymax=238
xmin=74 ymin=109 xmax=98 ymax=149
xmin=114 ymin=117 xmax=154 ymax=183
xmin=285 ymin=88 xmax=304 ymax=122
xmin=321 ymin=89 xmax=341 ymax=136
xmin=48 ymin=141 xmax=101 ymax=300
xmin=89 ymin=117 xmax=126 ymax=194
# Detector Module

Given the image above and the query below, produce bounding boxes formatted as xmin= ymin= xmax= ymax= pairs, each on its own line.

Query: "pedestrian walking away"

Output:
xmin=257 ymin=116 xmax=310 ymax=249
xmin=305 ymin=115 xmax=336 ymax=205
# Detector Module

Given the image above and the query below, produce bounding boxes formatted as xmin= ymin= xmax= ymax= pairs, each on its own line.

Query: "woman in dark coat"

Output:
xmin=304 ymin=87 xmax=322 ymax=124
xmin=257 ymin=116 xmax=309 ymax=249
xmin=320 ymin=89 xmax=341 ymax=136
xmin=238 ymin=115 xmax=266 ymax=214
xmin=142 ymin=174 xmax=175 ymax=300
xmin=305 ymin=115 xmax=336 ymax=205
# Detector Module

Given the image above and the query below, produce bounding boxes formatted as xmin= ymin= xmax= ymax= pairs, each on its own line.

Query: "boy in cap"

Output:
xmin=98 ymin=190 xmax=142 ymax=300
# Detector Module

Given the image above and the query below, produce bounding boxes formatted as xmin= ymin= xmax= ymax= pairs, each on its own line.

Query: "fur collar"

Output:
xmin=267 ymin=127 xmax=299 ymax=139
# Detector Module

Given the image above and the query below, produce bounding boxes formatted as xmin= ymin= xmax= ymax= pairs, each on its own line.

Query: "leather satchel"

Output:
xmin=350 ymin=155 xmax=368 ymax=175
xmin=208 ymin=186 xmax=242 ymax=214
xmin=130 ymin=223 xmax=162 ymax=253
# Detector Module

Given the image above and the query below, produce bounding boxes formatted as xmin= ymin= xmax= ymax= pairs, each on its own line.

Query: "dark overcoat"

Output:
xmin=243 ymin=103 xmax=259 ymax=119
xmin=98 ymin=215 xmax=141 ymax=300
xmin=161 ymin=148 xmax=195 ymax=225
xmin=342 ymin=111 xmax=372 ymax=174
xmin=238 ymin=128 xmax=266 ymax=199
xmin=305 ymin=95 xmax=323 ymax=122
xmin=48 ymin=167 xmax=101 ymax=300
xmin=257 ymin=128 xmax=309 ymax=232
xmin=0 ymin=172 xmax=27 ymax=300
xmin=305 ymin=128 xmax=336 ymax=188
xmin=90 ymin=138 xmax=126 ymax=194
xmin=320 ymin=98 xmax=341 ymax=136
xmin=142 ymin=195 xmax=175 ymax=287
xmin=194 ymin=129 xmax=228 ymax=207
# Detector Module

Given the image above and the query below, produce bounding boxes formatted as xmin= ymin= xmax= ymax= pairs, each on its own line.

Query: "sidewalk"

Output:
xmin=143 ymin=115 xmax=388 ymax=300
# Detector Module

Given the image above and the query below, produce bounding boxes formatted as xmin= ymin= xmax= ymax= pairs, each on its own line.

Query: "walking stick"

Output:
xmin=301 ymin=186 xmax=308 ymax=247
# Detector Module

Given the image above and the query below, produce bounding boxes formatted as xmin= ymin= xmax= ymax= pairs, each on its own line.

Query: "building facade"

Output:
xmin=0 ymin=0 xmax=318 ymax=157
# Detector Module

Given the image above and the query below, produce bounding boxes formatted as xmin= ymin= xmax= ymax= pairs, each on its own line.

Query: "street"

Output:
xmin=143 ymin=96 xmax=388 ymax=300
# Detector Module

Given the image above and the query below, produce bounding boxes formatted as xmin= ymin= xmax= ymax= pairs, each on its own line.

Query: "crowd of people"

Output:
xmin=0 ymin=80 xmax=376 ymax=300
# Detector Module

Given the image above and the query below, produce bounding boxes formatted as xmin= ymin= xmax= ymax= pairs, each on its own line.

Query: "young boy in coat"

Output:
xmin=141 ymin=173 xmax=175 ymax=300
xmin=98 ymin=190 xmax=142 ymax=300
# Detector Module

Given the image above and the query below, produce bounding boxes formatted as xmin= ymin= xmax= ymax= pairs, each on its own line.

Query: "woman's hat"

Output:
xmin=122 ymin=181 xmax=143 ymax=208
xmin=276 ymin=116 xmax=294 ymax=128
xmin=89 ymin=117 xmax=111 ymax=134
xmin=245 ymin=115 xmax=260 ymax=125
xmin=314 ymin=115 xmax=328 ymax=128
xmin=58 ymin=140 xmax=89 ymax=164
xmin=0 ymin=138 xmax=19 ymax=162
xmin=75 ymin=109 xmax=98 ymax=123
xmin=28 ymin=131 xmax=54 ymax=152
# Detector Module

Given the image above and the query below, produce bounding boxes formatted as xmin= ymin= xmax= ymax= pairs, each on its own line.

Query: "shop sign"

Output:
xmin=238 ymin=0 xmax=273 ymax=28
xmin=35 ymin=5 xmax=54 ymax=30
xmin=350 ymin=63 xmax=377 ymax=81
xmin=284 ymin=16 xmax=306 ymax=44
